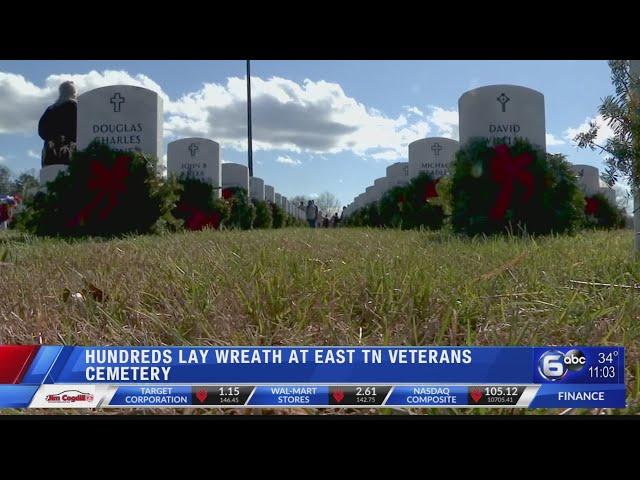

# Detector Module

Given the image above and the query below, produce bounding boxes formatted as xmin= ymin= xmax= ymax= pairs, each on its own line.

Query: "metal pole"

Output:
xmin=247 ymin=60 xmax=253 ymax=177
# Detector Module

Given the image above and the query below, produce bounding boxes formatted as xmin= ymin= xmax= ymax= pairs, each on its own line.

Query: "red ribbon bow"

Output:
xmin=70 ymin=155 xmax=131 ymax=227
xmin=489 ymin=145 xmax=534 ymax=221
xmin=585 ymin=197 xmax=599 ymax=216
xmin=176 ymin=201 xmax=222 ymax=230
xmin=423 ymin=178 xmax=440 ymax=202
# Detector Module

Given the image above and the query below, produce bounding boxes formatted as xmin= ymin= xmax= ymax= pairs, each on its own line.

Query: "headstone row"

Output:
xmin=38 ymin=84 xmax=307 ymax=220
xmin=344 ymin=83 xmax=613 ymax=218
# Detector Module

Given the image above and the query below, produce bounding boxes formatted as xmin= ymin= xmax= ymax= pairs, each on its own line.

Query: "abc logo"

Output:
xmin=538 ymin=349 xmax=586 ymax=381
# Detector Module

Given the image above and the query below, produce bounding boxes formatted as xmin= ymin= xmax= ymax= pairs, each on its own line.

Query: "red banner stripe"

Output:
xmin=0 ymin=345 xmax=41 ymax=384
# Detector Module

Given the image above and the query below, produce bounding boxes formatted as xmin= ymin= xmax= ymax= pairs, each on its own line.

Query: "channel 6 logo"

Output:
xmin=538 ymin=349 xmax=586 ymax=381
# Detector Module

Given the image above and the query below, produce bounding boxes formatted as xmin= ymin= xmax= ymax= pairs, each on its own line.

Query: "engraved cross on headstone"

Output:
xmin=431 ymin=143 xmax=442 ymax=156
xmin=497 ymin=92 xmax=510 ymax=113
xmin=188 ymin=143 xmax=199 ymax=158
xmin=110 ymin=93 xmax=125 ymax=113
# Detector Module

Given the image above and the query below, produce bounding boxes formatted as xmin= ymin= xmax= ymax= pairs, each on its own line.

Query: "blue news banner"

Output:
xmin=0 ymin=346 xmax=626 ymax=409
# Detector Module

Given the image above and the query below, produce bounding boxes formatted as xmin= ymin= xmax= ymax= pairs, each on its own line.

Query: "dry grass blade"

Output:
xmin=570 ymin=280 xmax=640 ymax=290
xmin=474 ymin=251 xmax=528 ymax=283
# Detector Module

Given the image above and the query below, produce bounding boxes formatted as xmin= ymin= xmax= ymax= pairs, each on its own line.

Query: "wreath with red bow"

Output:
xmin=14 ymin=141 xmax=180 ymax=237
xmin=583 ymin=193 xmax=625 ymax=230
xmin=173 ymin=178 xmax=229 ymax=231
xmin=451 ymin=139 xmax=584 ymax=236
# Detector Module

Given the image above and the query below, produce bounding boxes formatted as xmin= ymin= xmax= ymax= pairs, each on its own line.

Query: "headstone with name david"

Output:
xmin=408 ymin=137 xmax=459 ymax=180
xmin=264 ymin=185 xmax=275 ymax=203
xmin=77 ymin=85 xmax=163 ymax=159
xmin=167 ymin=138 xmax=221 ymax=197
xmin=570 ymin=164 xmax=600 ymax=197
xmin=222 ymin=163 xmax=250 ymax=193
xmin=458 ymin=84 xmax=546 ymax=151
xmin=250 ymin=177 xmax=265 ymax=201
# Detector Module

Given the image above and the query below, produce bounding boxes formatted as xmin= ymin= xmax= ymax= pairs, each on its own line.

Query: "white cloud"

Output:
xmin=0 ymin=155 xmax=5 ymax=162
xmin=0 ymin=69 xmax=457 ymax=164
xmin=545 ymin=133 xmax=565 ymax=146
xmin=371 ymin=150 xmax=402 ymax=161
xmin=276 ymin=155 xmax=302 ymax=166
xmin=27 ymin=149 xmax=40 ymax=159
xmin=564 ymin=114 xmax=615 ymax=147
xmin=0 ymin=70 xmax=168 ymax=135
xmin=427 ymin=106 xmax=458 ymax=140
xmin=404 ymin=106 xmax=424 ymax=117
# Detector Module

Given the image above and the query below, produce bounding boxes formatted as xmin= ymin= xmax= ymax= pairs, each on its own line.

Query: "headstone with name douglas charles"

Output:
xmin=77 ymin=85 xmax=163 ymax=159
xmin=408 ymin=137 xmax=459 ymax=180
xmin=458 ymin=84 xmax=546 ymax=151
xmin=167 ymin=138 xmax=221 ymax=198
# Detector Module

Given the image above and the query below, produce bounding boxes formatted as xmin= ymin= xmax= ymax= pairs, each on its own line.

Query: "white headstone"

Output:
xmin=365 ymin=186 xmax=375 ymax=205
xmin=250 ymin=177 xmax=265 ymax=201
xmin=167 ymin=138 xmax=221 ymax=197
xmin=599 ymin=186 xmax=616 ymax=205
xmin=570 ymin=164 xmax=600 ymax=197
xmin=77 ymin=85 xmax=163 ymax=159
xmin=222 ymin=163 xmax=250 ymax=193
xmin=458 ymin=84 xmax=546 ymax=151
xmin=408 ymin=137 xmax=459 ymax=180
xmin=386 ymin=161 xmax=410 ymax=189
xmin=264 ymin=185 xmax=275 ymax=203
xmin=373 ymin=177 xmax=388 ymax=200
xmin=39 ymin=165 xmax=69 ymax=186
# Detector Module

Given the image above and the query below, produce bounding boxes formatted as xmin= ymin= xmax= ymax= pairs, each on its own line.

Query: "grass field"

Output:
xmin=1 ymin=227 xmax=639 ymax=415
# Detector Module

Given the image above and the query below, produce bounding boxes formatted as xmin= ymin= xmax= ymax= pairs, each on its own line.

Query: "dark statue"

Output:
xmin=38 ymin=81 xmax=78 ymax=167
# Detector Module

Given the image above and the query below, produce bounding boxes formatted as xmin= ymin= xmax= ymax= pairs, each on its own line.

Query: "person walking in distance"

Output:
xmin=306 ymin=200 xmax=317 ymax=228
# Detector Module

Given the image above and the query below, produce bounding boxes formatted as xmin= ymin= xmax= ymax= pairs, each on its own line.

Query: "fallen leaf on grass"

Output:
xmin=62 ymin=281 xmax=107 ymax=304
xmin=83 ymin=281 xmax=107 ymax=302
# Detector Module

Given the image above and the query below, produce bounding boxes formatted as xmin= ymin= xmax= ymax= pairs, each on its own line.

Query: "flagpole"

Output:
xmin=247 ymin=60 xmax=253 ymax=177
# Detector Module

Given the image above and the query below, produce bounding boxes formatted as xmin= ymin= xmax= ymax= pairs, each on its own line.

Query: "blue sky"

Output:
xmin=0 ymin=60 xmax=619 ymax=206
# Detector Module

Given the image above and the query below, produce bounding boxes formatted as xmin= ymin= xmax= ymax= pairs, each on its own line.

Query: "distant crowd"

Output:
xmin=303 ymin=200 xmax=346 ymax=228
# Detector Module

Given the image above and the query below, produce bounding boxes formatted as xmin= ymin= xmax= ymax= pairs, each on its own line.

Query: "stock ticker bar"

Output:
xmin=0 ymin=346 xmax=626 ymax=409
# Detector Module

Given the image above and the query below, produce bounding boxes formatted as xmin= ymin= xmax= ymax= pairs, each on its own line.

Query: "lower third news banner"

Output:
xmin=0 ymin=346 xmax=626 ymax=409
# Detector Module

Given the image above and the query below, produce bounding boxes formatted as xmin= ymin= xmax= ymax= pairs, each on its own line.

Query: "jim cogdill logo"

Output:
xmin=45 ymin=390 xmax=95 ymax=404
